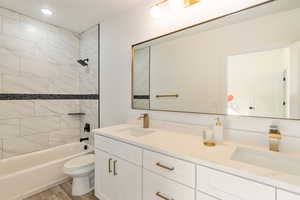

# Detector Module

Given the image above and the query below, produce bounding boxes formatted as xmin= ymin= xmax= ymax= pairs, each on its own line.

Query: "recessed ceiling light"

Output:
xmin=41 ymin=8 xmax=53 ymax=16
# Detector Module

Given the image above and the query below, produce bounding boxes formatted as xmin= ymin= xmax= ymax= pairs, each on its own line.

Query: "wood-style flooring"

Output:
xmin=25 ymin=181 xmax=99 ymax=200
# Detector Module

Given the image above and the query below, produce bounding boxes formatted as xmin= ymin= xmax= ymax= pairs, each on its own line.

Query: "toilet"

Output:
xmin=64 ymin=154 xmax=95 ymax=196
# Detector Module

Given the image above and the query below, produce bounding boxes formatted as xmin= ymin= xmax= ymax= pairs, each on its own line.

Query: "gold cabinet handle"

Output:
xmin=113 ymin=160 xmax=118 ymax=176
xmin=108 ymin=158 xmax=113 ymax=173
xmin=156 ymin=162 xmax=175 ymax=171
xmin=156 ymin=192 xmax=174 ymax=200
xmin=156 ymin=94 xmax=179 ymax=98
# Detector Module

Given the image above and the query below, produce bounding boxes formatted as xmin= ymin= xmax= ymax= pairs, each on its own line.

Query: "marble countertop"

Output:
xmin=93 ymin=124 xmax=300 ymax=194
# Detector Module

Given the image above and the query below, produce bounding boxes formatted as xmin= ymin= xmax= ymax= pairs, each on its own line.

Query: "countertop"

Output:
xmin=93 ymin=124 xmax=300 ymax=194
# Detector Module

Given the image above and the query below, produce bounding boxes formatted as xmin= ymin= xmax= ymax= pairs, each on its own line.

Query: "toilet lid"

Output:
xmin=64 ymin=154 xmax=95 ymax=169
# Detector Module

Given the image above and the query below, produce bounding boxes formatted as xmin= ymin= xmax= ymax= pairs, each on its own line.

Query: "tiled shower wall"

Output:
xmin=0 ymin=8 xmax=99 ymax=159
xmin=79 ymin=25 xmax=100 ymax=143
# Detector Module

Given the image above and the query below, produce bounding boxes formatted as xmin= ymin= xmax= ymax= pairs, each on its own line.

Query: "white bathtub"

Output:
xmin=0 ymin=142 xmax=93 ymax=200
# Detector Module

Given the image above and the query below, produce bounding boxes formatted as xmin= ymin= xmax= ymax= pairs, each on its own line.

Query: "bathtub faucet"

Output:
xmin=80 ymin=137 xmax=89 ymax=142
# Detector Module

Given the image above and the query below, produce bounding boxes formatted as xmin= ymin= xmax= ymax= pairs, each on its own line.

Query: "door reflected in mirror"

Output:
xmin=132 ymin=0 xmax=300 ymax=120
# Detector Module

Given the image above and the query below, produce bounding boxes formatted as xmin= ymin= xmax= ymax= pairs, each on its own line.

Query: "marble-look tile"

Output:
xmin=3 ymin=16 xmax=46 ymax=43
xmin=48 ymin=76 xmax=79 ymax=94
xmin=0 ymin=119 xmax=20 ymax=139
xmin=0 ymin=48 xmax=20 ymax=75
xmin=23 ymin=133 xmax=50 ymax=147
xmin=0 ymin=7 xmax=96 ymax=160
xmin=49 ymin=129 xmax=81 ymax=147
xmin=0 ymin=7 xmax=20 ymax=20
xmin=20 ymin=57 xmax=58 ymax=78
xmin=3 ymin=137 xmax=46 ymax=158
xmin=0 ymin=101 xmax=35 ymax=119
xmin=0 ymin=34 xmax=38 ymax=58
xmin=60 ymin=116 xmax=81 ymax=129
xmin=0 ymin=73 xmax=2 ymax=92
xmin=79 ymin=25 xmax=99 ymax=140
xmin=0 ymin=140 xmax=2 ymax=160
xmin=79 ymin=65 xmax=98 ymax=94
xmin=2 ymin=74 xmax=49 ymax=93
xmin=20 ymin=116 xmax=60 ymax=136
xmin=35 ymin=100 xmax=80 ymax=116
xmin=80 ymin=100 xmax=99 ymax=137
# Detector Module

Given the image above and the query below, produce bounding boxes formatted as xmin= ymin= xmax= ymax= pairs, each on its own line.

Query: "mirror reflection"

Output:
xmin=132 ymin=0 xmax=300 ymax=119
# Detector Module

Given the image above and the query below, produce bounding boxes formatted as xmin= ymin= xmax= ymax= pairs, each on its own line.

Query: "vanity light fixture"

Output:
xmin=150 ymin=5 xmax=162 ymax=18
xmin=150 ymin=0 xmax=200 ymax=18
xmin=41 ymin=8 xmax=53 ymax=16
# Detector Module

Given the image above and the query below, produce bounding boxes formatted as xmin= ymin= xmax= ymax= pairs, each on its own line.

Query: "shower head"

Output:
xmin=77 ymin=58 xmax=89 ymax=67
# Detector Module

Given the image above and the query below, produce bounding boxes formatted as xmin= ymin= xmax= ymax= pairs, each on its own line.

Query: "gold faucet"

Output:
xmin=138 ymin=113 xmax=149 ymax=128
xmin=268 ymin=125 xmax=281 ymax=152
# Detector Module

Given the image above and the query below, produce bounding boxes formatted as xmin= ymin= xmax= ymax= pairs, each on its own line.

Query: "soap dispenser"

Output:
xmin=213 ymin=118 xmax=223 ymax=144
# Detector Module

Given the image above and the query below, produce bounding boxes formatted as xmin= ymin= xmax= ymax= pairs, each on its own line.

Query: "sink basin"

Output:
xmin=231 ymin=147 xmax=300 ymax=176
xmin=118 ymin=127 xmax=156 ymax=137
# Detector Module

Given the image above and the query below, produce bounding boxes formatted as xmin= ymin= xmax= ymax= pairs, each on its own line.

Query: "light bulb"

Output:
xmin=169 ymin=0 xmax=185 ymax=10
xmin=150 ymin=5 xmax=161 ymax=18
xmin=41 ymin=8 xmax=53 ymax=16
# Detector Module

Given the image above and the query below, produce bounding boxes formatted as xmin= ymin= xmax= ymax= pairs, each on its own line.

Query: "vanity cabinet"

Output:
xmin=95 ymin=134 xmax=300 ymax=200
xmin=94 ymin=136 xmax=142 ymax=200
xmin=197 ymin=165 xmax=275 ymax=200
xmin=277 ymin=190 xmax=300 ymax=200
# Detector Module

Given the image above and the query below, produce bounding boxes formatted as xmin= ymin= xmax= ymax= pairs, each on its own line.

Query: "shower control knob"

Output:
xmin=249 ymin=106 xmax=255 ymax=110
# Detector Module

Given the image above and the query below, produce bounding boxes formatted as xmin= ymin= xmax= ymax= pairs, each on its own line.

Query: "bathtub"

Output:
xmin=0 ymin=142 xmax=93 ymax=200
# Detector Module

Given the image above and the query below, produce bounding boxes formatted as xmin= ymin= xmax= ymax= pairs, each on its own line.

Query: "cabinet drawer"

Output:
xmin=197 ymin=192 xmax=218 ymax=200
xmin=143 ymin=150 xmax=195 ymax=188
xmin=197 ymin=165 xmax=275 ymax=200
xmin=277 ymin=189 xmax=300 ymax=200
xmin=143 ymin=170 xmax=194 ymax=200
xmin=95 ymin=135 xmax=142 ymax=165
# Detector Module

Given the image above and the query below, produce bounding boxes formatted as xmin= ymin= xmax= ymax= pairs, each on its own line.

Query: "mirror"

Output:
xmin=132 ymin=0 xmax=300 ymax=119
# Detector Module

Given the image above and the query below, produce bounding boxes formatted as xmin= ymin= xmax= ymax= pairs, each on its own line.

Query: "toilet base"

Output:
xmin=71 ymin=172 xmax=94 ymax=196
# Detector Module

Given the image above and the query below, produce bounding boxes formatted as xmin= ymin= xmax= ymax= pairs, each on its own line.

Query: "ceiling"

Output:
xmin=0 ymin=0 xmax=145 ymax=33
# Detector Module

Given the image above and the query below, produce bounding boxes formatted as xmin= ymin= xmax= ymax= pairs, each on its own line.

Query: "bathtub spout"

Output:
xmin=80 ymin=137 xmax=89 ymax=142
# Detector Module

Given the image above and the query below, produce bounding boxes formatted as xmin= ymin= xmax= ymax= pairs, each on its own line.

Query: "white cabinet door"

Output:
xmin=277 ymin=190 xmax=300 ymax=200
xmin=197 ymin=165 xmax=275 ymax=200
xmin=95 ymin=149 xmax=115 ymax=200
xmin=114 ymin=158 xmax=142 ymax=200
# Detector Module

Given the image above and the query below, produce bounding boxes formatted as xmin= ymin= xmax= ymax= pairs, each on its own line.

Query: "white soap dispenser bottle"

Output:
xmin=213 ymin=117 xmax=223 ymax=144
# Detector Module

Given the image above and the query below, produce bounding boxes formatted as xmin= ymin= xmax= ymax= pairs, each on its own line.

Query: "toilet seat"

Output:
xmin=65 ymin=154 xmax=95 ymax=169
xmin=64 ymin=154 xmax=95 ymax=175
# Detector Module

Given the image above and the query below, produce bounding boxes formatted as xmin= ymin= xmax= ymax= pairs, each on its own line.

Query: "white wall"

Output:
xmin=100 ymin=0 xmax=300 ymax=151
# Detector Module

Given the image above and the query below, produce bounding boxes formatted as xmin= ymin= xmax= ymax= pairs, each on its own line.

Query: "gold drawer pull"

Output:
xmin=156 ymin=94 xmax=179 ymax=98
xmin=156 ymin=192 xmax=174 ymax=200
xmin=156 ymin=162 xmax=175 ymax=171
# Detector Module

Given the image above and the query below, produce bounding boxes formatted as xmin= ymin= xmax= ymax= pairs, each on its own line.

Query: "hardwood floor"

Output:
xmin=25 ymin=181 xmax=99 ymax=200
